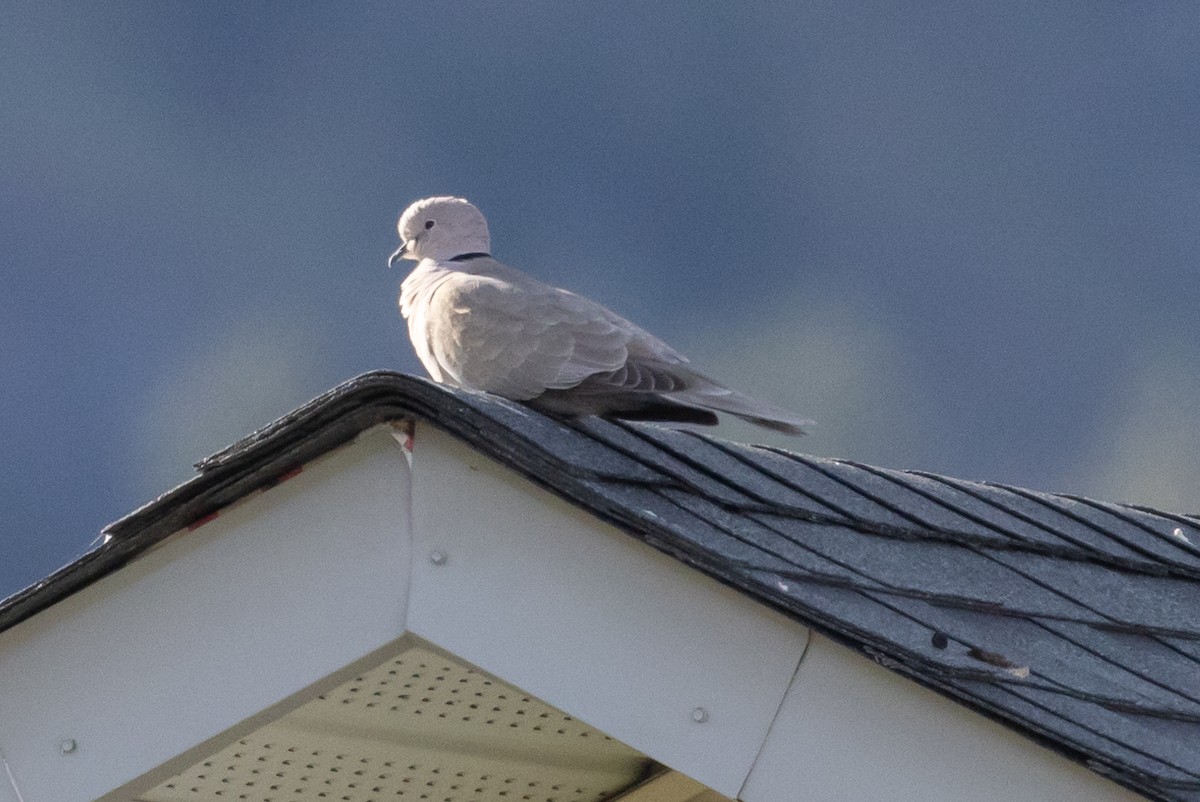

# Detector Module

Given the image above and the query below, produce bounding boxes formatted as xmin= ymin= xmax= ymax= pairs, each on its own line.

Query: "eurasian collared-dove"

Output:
xmin=389 ymin=196 xmax=813 ymax=434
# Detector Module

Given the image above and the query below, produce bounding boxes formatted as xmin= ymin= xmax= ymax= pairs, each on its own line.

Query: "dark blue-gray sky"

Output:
xmin=4 ymin=3 xmax=1200 ymax=598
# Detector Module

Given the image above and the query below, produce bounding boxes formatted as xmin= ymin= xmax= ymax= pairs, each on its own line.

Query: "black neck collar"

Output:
xmin=449 ymin=252 xmax=491 ymax=262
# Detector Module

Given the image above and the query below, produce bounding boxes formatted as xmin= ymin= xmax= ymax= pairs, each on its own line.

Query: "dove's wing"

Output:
xmin=548 ymin=353 xmax=816 ymax=434
xmin=415 ymin=258 xmax=683 ymax=400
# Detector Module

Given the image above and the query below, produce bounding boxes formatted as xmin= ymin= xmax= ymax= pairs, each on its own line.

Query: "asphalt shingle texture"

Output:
xmin=3 ymin=372 xmax=1198 ymax=801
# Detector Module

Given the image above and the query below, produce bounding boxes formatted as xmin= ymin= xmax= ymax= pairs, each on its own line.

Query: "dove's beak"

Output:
xmin=387 ymin=242 xmax=409 ymax=269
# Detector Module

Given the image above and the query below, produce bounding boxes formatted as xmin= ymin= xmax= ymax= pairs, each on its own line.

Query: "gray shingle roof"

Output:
xmin=4 ymin=371 xmax=1199 ymax=800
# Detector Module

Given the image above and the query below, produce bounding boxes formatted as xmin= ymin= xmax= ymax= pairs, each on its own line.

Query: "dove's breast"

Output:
xmin=400 ymin=262 xmax=552 ymax=396
xmin=399 ymin=263 xmax=463 ymax=386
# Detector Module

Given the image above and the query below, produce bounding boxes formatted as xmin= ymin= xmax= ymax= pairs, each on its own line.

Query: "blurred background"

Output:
xmin=3 ymin=2 xmax=1199 ymax=598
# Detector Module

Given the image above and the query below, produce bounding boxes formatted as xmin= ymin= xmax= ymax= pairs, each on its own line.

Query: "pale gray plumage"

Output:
xmin=388 ymin=196 xmax=813 ymax=434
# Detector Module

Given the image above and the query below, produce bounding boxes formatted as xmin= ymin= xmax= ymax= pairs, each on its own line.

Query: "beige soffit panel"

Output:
xmin=137 ymin=639 xmax=731 ymax=802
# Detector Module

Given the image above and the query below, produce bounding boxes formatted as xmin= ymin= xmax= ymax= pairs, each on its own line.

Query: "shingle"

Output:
xmin=876 ymin=597 xmax=1200 ymax=720
xmin=746 ymin=512 xmax=1104 ymax=623
xmin=790 ymin=457 xmax=1032 ymax=537
xmin=619 ymin=424 xmax=854 ymax=520
xmin=811 ymin=461 xmax=1046 ymax=542
xmin=888 ymin=471 xmax=1156 ymax=562
xmin=656 ymin=489 xmax=896 ymax=591
xmin=570 ymin=478 xmax=797 ymax=575
xmin=994 ymin=485 xmax=1200 ymax=576
xmin=1076 ymin=498 xmax=1200 ymax=572
xmin=564 ymin=418 xmax=767 ymax=509
xmin=1040 ymin=621 xmax=1200 ymax=709
xmin=705 ymin=442 xmax=932 ymax=531
xmin=1159 ymin=635 xmax=1200 ymax=664
xmin=984 ymin=550 xmax=1200 ymax=638
xmin=913 ymin=474 xmax=1182 ymax=566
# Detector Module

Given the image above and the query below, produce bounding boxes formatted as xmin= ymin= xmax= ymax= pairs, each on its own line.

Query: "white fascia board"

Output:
xmin=0 ymin=427 xmax=413 ymax=802
xmin=404 ymin=424 xmax=811 ymax=798
xmin=740 ymin=632 xmax=1143 ymax=802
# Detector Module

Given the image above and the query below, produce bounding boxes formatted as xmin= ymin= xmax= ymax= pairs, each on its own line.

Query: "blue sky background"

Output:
xmin=4 ymin=3 xmax=1200 ymax=598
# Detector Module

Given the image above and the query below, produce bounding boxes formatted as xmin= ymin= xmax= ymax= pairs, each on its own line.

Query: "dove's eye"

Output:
xmin=424 ymin=220 xmax=436 ymax=230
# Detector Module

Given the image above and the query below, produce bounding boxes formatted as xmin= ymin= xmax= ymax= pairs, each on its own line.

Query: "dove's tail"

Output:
xmin=531 ymin=369 xmax=813 ymax=435
xmin=670 ymin=385 xmax=815 ymax=436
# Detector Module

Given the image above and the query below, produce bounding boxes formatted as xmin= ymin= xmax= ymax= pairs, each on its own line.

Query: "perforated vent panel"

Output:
xmin=139 ymin=644 xmax=653 ymax=802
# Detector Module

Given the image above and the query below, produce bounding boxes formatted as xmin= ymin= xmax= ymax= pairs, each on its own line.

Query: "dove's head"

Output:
xmin=389 ymin=196 xmax=491 ymax=266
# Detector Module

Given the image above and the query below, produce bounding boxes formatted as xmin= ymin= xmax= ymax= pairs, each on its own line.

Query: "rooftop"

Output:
xmin=4 ymin=371 xmax=1199 ymax=801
